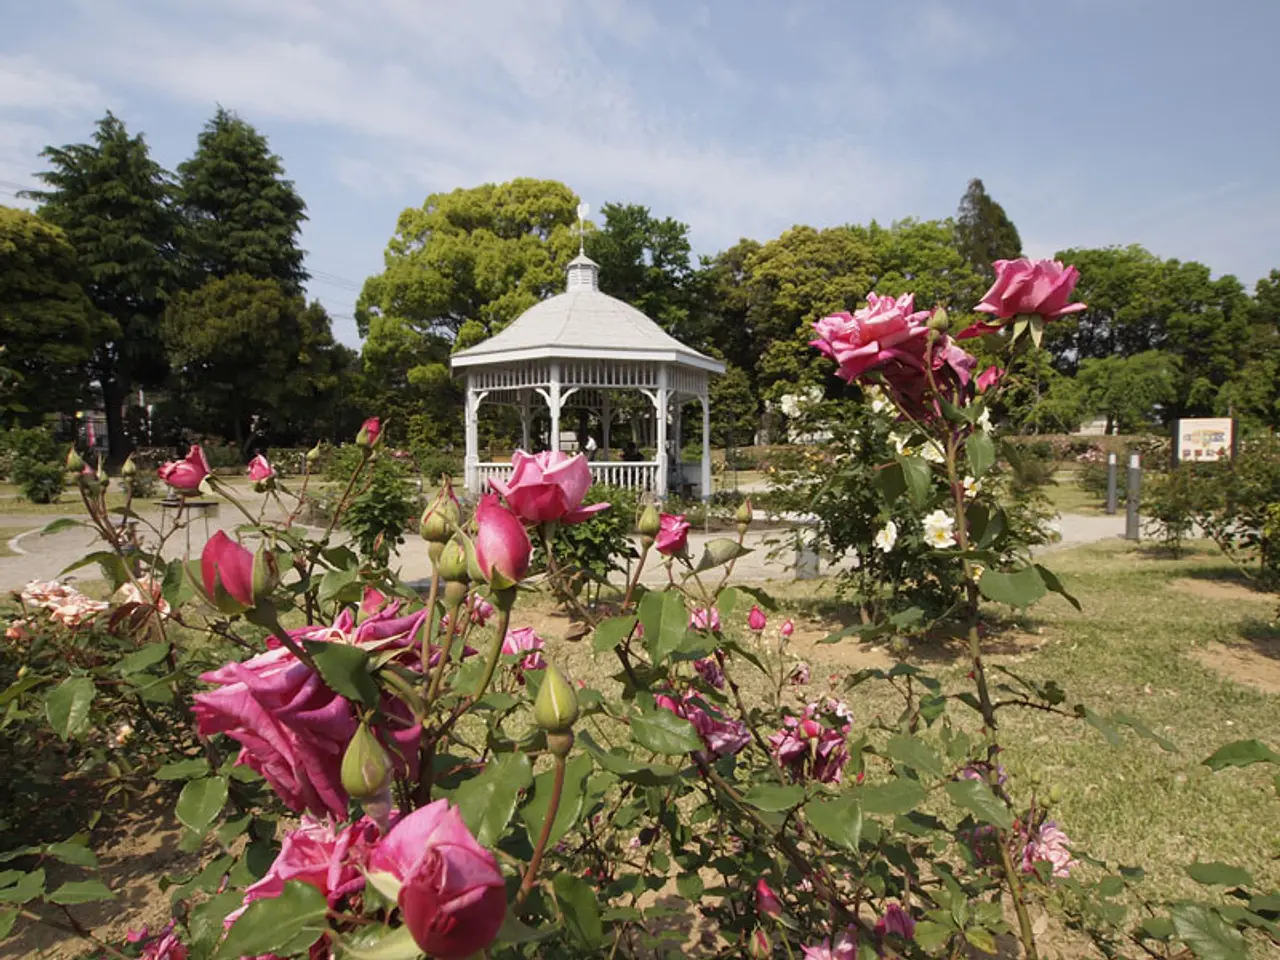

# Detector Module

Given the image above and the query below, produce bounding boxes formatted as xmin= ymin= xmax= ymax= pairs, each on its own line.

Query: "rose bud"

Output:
xmin=747 ymin=605 xmax=767 ymax=632
xmin=735 ymin=497 xmax=753 ymax=534
xmin=421 ymin=484 xmax=461 ymax=543
xmin=158 ymin=444 xmax=211 ymax=495
xmin=533 ymin=662 xmax=579 ymax=737
xmin=356 ymin=416 xmax=382 ymax=449
xmin=654 ymin=513 xmax=691 ymax=557
xmin=201 ymin=531 xmax=256 ymax=614
xmin=638 ymin=503 xmax=661 ymax=540
xmin=438 ymin=537 xmax=470 ymax=583
xmin=472 ymin=494 xmax=532 ymax=589
xmin=65 ymin=447 xmax=84 ymax=472
xmin=755 ymin=878 xmax=782 ymax=919
xmin=121 ymin=455 xmax=137 ymax=478
xmin=341 ymin=720 xmax=393 ymax=800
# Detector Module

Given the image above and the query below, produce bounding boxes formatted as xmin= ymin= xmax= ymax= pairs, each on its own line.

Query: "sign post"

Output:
xmin=1106 ymin=452 xmax=1118 ymax=515
xmin=1174 ymin=418 xmax=1234 ymax=464
xmin=1125 ymin=453 xmax=1141 ymax=541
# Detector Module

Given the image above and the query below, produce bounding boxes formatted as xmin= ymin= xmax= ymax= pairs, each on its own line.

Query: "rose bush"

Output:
xmin=0 ymin=259 xmax=1273 ymax=960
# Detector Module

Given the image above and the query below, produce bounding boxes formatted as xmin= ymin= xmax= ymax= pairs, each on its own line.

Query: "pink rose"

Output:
xmin=360 ymin=585 xmax=388 ymax=616
xmin=1020 ymin=820 xmax=1076 ymax=879
xmin=655 ymin=513 xmax=691 ymax=556
xmin=755 ymin=878 xmax=783 ymax=918
xmin=769 ymin=701 xmax=852 ymax=784
xmin=158 ymin=444 xmax=210 ymax=494
xmin=960 ymin=258 xmax=1086 ymax=338
xmin=801 ymin=929 xmax=857 ymax=960
xmin=468 ymin=594 xmax=495 ymax=626
xmin=977 ymin=365 xmax=1004 ymax=393
xmin=131 ymin=920 xmax=187 ymax=960
xmin=810 ymin=293 xmax=930 ymax=383
xmin=501 ymin=625 xmax=547 ymax=674
xmin=246 ymin=454 xmax=276 ymax=484
xmin=473 ymin=494 xmax=532 ymax=585
xmin=693 ymin=656 xmax=724 ymax=690
xmin=194 ymin=607 xmax=425 ymax=818
xmin=781 ymin=619 xmax=795 ymax=638
xmin=227 ymin=816 xmax=379 ymax=925
xmin=655 ymin=691 xmax=750 ymax=761
xmin=876 ymin=902 xmax=915 ymax=940
xmin=491 ymin=450 xmax=610 ymax=525
xmin=689 ymin=607 xmax=721 ymax=632
xmin=200 ymin=531 xmax=255 ymax=610
xmin=368 ymin=800 xmax=506 ymax=959
xmin=747 ymin=605 xmax=767 ymax=632
xmin=357 ymin=416 xmax=382 ymax=448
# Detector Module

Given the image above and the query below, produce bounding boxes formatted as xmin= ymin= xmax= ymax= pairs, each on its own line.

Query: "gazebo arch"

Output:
xmin=450 ymin=253 xmax=724 ymax=499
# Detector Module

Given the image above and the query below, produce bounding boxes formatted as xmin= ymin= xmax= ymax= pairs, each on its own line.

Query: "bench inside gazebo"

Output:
xmin=450 ymin=252 xmax=724 ymax=500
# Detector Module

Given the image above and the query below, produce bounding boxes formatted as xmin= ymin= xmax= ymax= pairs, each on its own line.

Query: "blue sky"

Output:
xmin=3 ymin=0 xmax=1279 ymax=346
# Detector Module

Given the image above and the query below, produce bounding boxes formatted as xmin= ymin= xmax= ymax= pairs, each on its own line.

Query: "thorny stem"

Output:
xmin=472 ymin=604 xmax=511 ymax=700
xmin=427 ymin=594 xmax=466 ymax=703
xmin=419 ymin=563 xmax=441 ymax=681
xmin=516 ymin=751 xmax=566 ymax=904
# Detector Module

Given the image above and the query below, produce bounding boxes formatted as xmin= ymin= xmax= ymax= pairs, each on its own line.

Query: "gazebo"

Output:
xmin=450 ymin=252 xmax=724 ymax=499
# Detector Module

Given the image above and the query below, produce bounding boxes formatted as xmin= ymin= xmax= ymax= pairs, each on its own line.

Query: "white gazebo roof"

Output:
xmin=450 ymin=254 xmax=725 ymax=374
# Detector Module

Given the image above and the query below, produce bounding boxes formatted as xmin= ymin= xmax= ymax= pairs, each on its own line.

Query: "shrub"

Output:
xmin=343 ymin=469 xmax=419 ymax=564
xmin=533 ymin=483 xmax=639 ymax=605
xmin=415 ymin=448 xmax=463 ymax=484
xmin=0 ymin=426 xmax=59 ymax=481
xmin=1191 ymin=435 xmax=1280 ymax=585
xmin=1142 ymin=464 xmax=1206 ymax=557
xmin=13 ymin=459 xmax=64 ymax=503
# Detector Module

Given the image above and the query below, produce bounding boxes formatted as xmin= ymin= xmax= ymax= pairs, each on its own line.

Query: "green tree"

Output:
xmin=1075 ymin=351 xmax=1181 ymax=433
xmin=708 ymin=362 xmax=758 ymax=448
xmin=178 ymin=107 xmax=308 ymax=293
xmin=25 ymin=113 xmax=183 ymax=459
xmin=0 ymin=207 xmax=113 ymax=420
xmin=955 ymin=178 xmax=1022 ymax=281
xmin=1217 ymin=268 xmax=1280 ymax=429
xmin=701 ymin=239 xmax=761 ymax=385
xmin=586 ymin=202 xmax=707 ymax=344
xmin=163 ymin=273 xmax=341 ymax=447
xmin=358 ymin=314 xmax=460 ymax=450
xmin=858 ymin=217 xmax=987 ymax=315
xmin=358 ymin=178 xmax=580 ymax=341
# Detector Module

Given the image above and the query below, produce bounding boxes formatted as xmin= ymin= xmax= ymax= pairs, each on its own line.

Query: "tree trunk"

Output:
xmin=100 ymin=376 xmax=130 ymax=468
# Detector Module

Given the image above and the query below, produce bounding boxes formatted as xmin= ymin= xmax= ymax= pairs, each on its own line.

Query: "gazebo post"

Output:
xmin=549 ymin=361 xmax=562 ymax=455
xmin=519 ymin=390 xmax=531 ymax=451
xmin=601 ymin=392 xmax=611 ymax=460
xmin=673 ymin=399 xmax=683 ymax=487
xmin=700 ymin=394 xmax=712 ymax=502
xmin=464 ymin=373 xmax=479 ymax=493
xmin=656 ymin=365 xmax=669 ymax=498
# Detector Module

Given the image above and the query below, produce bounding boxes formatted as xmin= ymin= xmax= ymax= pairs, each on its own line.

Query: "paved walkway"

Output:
xmin=1 ymin=496 xmax=1128 ymax=594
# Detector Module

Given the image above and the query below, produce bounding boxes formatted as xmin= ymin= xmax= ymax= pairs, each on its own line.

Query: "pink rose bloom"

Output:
xmin=810 ymin=293 xmax=930 ymax=383
xmin=200 ymin=531 xmax=255 ymax=610
xmin=655 ymin=512 xmax=691 ymax=556
xmin=246 ymin=454 xmax=276 ymax=484
xmin=747 ymin=605 xmax=767 ymax=632
xmin=468 ymin=593 xmax=495 ymax=626
xmin=960 ymin=258 xmax=1086 ymax=338
xmin=226 ymin=816 xmax=380 ymax=927
xmin=158 ymin=444 xmax=210 ymax=494
xmin=755 ymin=877 xmax=783 ymax=918
xmin=133 ymin=920 xmax=187 ymax=960
xmin=1021 ymin=820 xmax=1077 ymax=879
xmin=502 ymin=625 xmax=547 ymax=674
xmin=195 ymin=607 xmax=425 ymax=818
xmin=780 ymin=619 xmax=795 ymax=638
xmin=357 ymin=416 xmax=382 ymax=447
xmin=693 ymin=656 xmax=724 ymax=690
xmin=473 ymin=494 xmax=532 ymax=585
xmin=876 ymin=902 xmax=915 ymax=940
xmin=491 ymin=450 xmax=609 ymax=525
xmin=689 ymin=607 xmax=721 ymax=632
xmin=801 ymin=929 xmax=857 ymax=960
xmin=367 ymin=800 xmax=506 ymax=959
xmin=769 ymin=702 xmax=851 ymax=784
xmin=360 ymin=585 xmax=388 ymax=616
xmin=977 ymin=365 xmax=1004 ymax=393
xmin=655 ymin=691 xmax=749 ymax=762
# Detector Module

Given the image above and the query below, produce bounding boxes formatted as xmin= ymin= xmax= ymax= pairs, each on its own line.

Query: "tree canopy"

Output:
xmin=955 ymin=178 xmax=1022 ymax=280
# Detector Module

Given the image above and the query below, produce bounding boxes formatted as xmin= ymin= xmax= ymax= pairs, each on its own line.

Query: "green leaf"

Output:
xmin=454 ymin=752 xmax=532 ymax=847
xmin=0 ymin=907 xmax=17 ymax=940
xmin=0 ymin=869 xmax=44 ymax=904
xmin=44 ymin=842 xmax=96 ymax=868
xmin=41 ymin=518 xmax=85 ymax=535
xmin=45 ymin=676 xmax=95 ymax=740
xmin=303 ymin=640 xmax=379 ymax=707
xmin=694 ymin=537 xmax=753 ymax=573
xmin=803 ymin=796 xmax=863 ymax=850
xmin=676 ymin=873 xmax=704 ymax=900
xmin=1033 ymin=564 xmax=1081 ymax=611
xmin=858 ymin=778 xmax=926 ymax=816
xmin=966 ymin=431 xmax=996 ymax=478
xmin=0 ymin=673 xmax=46 ymax=708
xmin=317 ymin=566 xmax=360 ymax=605
xmin=884 ymin=735 xmax=945 ymax=778
xmin=117 ymin=643 xmax=172 ymax=675
xmin=898 ymin=454 xmax=931 ymax=508
xmin=553 ymin=873 xmax=604 ymax=949
xmin=1140 ymin=916 xmax=1175 ymax=939
xmin=175 ymin=776 xmax=228 ymax=834
xmin=521 ymin=753 xmax=592 ymax=850
xmin=341 ymin=924 xmax=425 ymax=960
xmin=876 ymin=461 xmax=907 ymax=506
xmin=216 ymin=880 xmax=329 ymax=960
xmin=592 ymin=615 xmax=637 ymax=654
xmin=156 ymin=759 xmax=211 ymax=781
xmin=1203 ymin=739 xmax=1280 ymax=771
xmin=1078 ymin=706 xmax=1122 ymax=747
xmin=60 ymin=550 xmax=128 ymax=588
xmin=741 ymin=784 xmax=805 ymax=812
xmin=944 ymin=779 xmax=1013 ymax=830
xmin=162 ymin=557 xmax=194 ymax=609
xmin=912 ymin=920 xmax=953 ymax=952
xmin=494 ymin=912 xmax=557 ymax=945
xmin=641 ymin=590 xmax=693 ymax=665
xmin=48 ymin=880 xmax=114 ymax=905
xmin=631 ymin=709 xmax=703 ymax=755
xmin=1113 ymin=714 xmax=1176 ymax=753
xmin=577 ymin=731 xmax=677 ymax=785
xmin=1186 ymin=862 xmax=1254 ymax=887
xmin=964 ymin=926 xmax=998 ymax=954
xmin=978 ymin=566 xmax=1046 ymax=608
xmin=1169 ymin=903 xmax=1247 ymax=960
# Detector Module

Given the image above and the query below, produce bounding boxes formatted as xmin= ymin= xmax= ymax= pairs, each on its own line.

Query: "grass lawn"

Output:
xmin=0 ymin=482 xmax=130 ymax=516
xmin=1043 ymin=467 xmax=1107 ymax=515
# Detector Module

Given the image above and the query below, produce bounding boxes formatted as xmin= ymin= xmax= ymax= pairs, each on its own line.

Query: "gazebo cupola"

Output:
xmin=450 ymin=247 xmax=724 ymax=499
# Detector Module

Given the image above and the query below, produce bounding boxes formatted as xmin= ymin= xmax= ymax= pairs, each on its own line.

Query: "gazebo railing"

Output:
xmin=471 ymin=460 xmax=660 ymax=495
